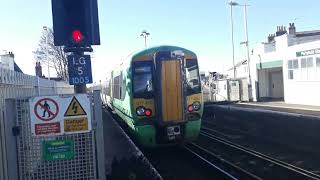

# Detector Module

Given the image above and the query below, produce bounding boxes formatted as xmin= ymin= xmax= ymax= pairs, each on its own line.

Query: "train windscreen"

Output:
xmin=133 ymin=61 xmax=153 ymax=98
xmin=185 ymin=59 xmax=201 ymax=95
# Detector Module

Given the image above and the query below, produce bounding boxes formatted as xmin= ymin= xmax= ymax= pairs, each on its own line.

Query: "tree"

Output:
xmin=33 ymin=27 xmax=68 ymax=80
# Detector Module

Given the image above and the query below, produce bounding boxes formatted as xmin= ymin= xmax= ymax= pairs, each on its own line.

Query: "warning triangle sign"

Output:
xmin=64 ymin=97 xmax=87 ymax=117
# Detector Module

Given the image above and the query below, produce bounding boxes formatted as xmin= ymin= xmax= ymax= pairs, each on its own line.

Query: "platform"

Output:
xmin=233 ymin=101 xmax=320 ymax=116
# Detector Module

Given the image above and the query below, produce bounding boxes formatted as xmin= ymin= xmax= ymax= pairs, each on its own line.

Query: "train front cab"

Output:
xmin=132 ymin=48 xmax=203 ymax=147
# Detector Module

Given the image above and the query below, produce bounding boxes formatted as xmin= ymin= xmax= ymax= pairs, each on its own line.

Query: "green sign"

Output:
xmin=43 ymin=140 xmax=74 ymax=161
xmin=296 ymin=48 xmax=320 ymax=57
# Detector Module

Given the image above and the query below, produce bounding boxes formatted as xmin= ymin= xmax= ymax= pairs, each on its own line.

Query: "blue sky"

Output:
xmin=1 ymin=0 xmax=320 ymax=83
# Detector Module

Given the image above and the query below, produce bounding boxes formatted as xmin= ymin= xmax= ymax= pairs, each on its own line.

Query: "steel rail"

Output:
xmin=200 ymin=129 xmax=320 ymax=180
xmin=184 ymin=143 xmax=262 ymax=180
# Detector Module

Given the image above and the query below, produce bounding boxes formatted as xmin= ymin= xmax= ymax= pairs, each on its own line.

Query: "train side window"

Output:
xmin=121 ymin=71 xmax=126 ymax=100
xmin=133 ymin=61 xmax=153 ymax=98
xmin=119 ymin=72 xmax=122 ymax=99
xmin=113 ymin=75 xmax=121 ymax=99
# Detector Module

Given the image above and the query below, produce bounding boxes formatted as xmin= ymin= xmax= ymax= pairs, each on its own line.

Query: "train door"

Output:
xmin=154 ymin=51 xmax=184 ymax=124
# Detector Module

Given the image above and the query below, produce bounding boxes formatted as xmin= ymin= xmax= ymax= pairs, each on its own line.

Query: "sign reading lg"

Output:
xmin=67 ymin=55 xmax=93 ymax=85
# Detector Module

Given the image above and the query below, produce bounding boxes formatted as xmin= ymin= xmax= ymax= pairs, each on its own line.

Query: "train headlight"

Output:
xmin=192 ymin=101 xmax=201 ymax=111
xmin=136 ymin=107 xmax=145 ymax=116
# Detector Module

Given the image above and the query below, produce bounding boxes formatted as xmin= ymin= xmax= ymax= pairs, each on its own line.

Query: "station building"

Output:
xmin=249 ymin=23 xmax=320 ymax=106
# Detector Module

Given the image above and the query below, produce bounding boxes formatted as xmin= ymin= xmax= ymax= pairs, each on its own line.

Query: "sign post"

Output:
xmin=51 ymin=0 xmax=100 ymax=93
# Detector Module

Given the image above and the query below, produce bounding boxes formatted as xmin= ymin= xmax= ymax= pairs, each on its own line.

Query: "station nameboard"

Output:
xmin=30 ymin=94 xmax=92 ymax=136
xmin=296 ymin=48 xmax=320 ymax=57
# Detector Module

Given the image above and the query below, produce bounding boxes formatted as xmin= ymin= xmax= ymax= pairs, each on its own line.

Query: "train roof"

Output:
xmin=131 ymin=45 xmax=197 ymax=61
xmin=110 ymin=45 xmax=198 ymax=75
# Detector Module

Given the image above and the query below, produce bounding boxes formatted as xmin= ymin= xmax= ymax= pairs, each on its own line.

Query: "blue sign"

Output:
xmin=67 ymin=55 xmax=93 ymax=85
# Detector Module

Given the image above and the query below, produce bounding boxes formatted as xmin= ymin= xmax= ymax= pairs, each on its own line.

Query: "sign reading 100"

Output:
xmin=67 ymin=54 xmax=93 ymax=85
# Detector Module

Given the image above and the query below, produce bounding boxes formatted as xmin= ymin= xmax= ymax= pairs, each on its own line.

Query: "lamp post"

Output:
xmin=228 ymin=1 xmax=238 ymax=79
xmin=43 ymin=26 xmax=50 ymax=80
xmin=140 ymin=30 xmax=150 ymax=48
xmin=235 ymin=0 xmax=252 ymax=101
xmin=243 ymin=2 xmax=253 ymax=101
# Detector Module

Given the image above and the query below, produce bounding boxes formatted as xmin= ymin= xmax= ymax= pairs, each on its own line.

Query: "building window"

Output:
xmin=301 ymin=57 xmax=314 ymax=80
xmin=288 ymin=59 xmax=298 ymax=80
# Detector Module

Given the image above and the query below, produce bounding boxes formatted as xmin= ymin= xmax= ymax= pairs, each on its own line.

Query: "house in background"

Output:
xmin=0 ymin=52 xmax=23 ymax=73
xmin=249 ymin=23 xmax=320 ymax=106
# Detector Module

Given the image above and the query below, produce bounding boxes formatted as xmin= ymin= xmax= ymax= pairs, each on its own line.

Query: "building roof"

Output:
xmin=14 ymin=62 xmax=23 ymax=73
xmin=296 ymin=30 xmax=320 ymax=37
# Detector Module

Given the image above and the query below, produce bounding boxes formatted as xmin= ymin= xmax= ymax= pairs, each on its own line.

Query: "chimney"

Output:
xmin=276 ymin=25 xmax=287 ymax=36
xmin=268 ymin=33 xmax=275 ymax=43
xmin=8 ymin=51 xmax=14 ymax=59
xmin=289 ymin=23 xmax=296 ymax=36
xmin=35 ymin=61 xmax=43 ymax=77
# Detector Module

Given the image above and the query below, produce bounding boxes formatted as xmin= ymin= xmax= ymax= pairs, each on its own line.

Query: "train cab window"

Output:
xmin=185 ymin=59 xmax=201 ymax=95
xmin=133 ymin=61 xmax=153 ymax=98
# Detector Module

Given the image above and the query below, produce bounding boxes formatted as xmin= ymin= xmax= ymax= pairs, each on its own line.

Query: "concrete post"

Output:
xmin=4 ymin=99 xmax=19 ymax=180
xmin=93 ymin=90 xmax=106 ymax=180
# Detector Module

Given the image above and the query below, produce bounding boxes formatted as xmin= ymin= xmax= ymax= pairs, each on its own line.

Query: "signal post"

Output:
xmin=51 ymin=0 xmax=100 ymax=92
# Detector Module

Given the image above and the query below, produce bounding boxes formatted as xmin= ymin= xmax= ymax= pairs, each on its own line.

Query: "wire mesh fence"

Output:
xmin=16 ymin=99 xmax=96 ymax=180
xmin=0 ymin=68 xmax=74 ymax=180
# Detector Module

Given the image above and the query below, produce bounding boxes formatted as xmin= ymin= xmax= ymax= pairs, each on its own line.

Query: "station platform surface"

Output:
xmin=232 ymin=101 xmax=320 ymax=116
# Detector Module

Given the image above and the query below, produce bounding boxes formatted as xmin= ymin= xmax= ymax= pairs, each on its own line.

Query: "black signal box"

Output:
xmin=51 ymin=0 xmax=100 ymax=47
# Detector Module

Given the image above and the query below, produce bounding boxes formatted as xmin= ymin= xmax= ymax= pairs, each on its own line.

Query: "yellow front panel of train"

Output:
xmin=187 ymin=93 xmax=202 ymax=107
xmin=161 ymin=60 xmax=183 ymax=122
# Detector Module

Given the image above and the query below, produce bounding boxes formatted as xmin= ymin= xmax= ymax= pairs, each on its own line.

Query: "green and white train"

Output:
xmin=103 ymin=45 xmax=203 ymax=147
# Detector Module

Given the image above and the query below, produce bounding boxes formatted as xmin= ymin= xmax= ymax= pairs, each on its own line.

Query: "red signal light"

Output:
xmin=145 ymin=109 xmax=152 ymax=117
xmin=72 ymin=30 xmax=83 ymax=43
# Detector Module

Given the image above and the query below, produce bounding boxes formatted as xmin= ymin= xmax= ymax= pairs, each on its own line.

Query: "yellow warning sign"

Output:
xmin=64 ymin=117 xmax=88 ymax=132
xmin=64 ymin=97 xmax=87 ymax=117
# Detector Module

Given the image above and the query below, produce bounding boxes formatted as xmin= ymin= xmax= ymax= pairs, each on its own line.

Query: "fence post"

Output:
xmin=4 ymin=99 xmax=19 ymax=180
xmin=0 ymin=108 xmax=5 ymax=180
xmin=93 ymin=90 xmax=106 ymax=180
xmin=37 ymin=76 xmax=41 ymax=96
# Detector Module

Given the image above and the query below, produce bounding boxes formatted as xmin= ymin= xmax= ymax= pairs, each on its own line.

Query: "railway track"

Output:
xmin=197 ymin=128 xmax=320 ymax=180
xmin=202 ymin=120 xmax=320 ymax=173
xmin=184 ymin=143 xmax=261 ymax=180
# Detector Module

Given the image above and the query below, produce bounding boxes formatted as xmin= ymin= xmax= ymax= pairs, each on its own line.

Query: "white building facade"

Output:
xmin=227 ymin=60 xmax=248 ymax=79
xmin=0 ymin=52 xmax=14 ymax=71
xmin=250 ymin=23 xmax=320 ymax=106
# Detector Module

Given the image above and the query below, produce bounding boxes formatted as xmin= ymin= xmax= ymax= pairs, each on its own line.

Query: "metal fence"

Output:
xmin=0 ymin=68 xmax=74 ymax=180
xmin=14 ymin=98 xmax=96 ymax=180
